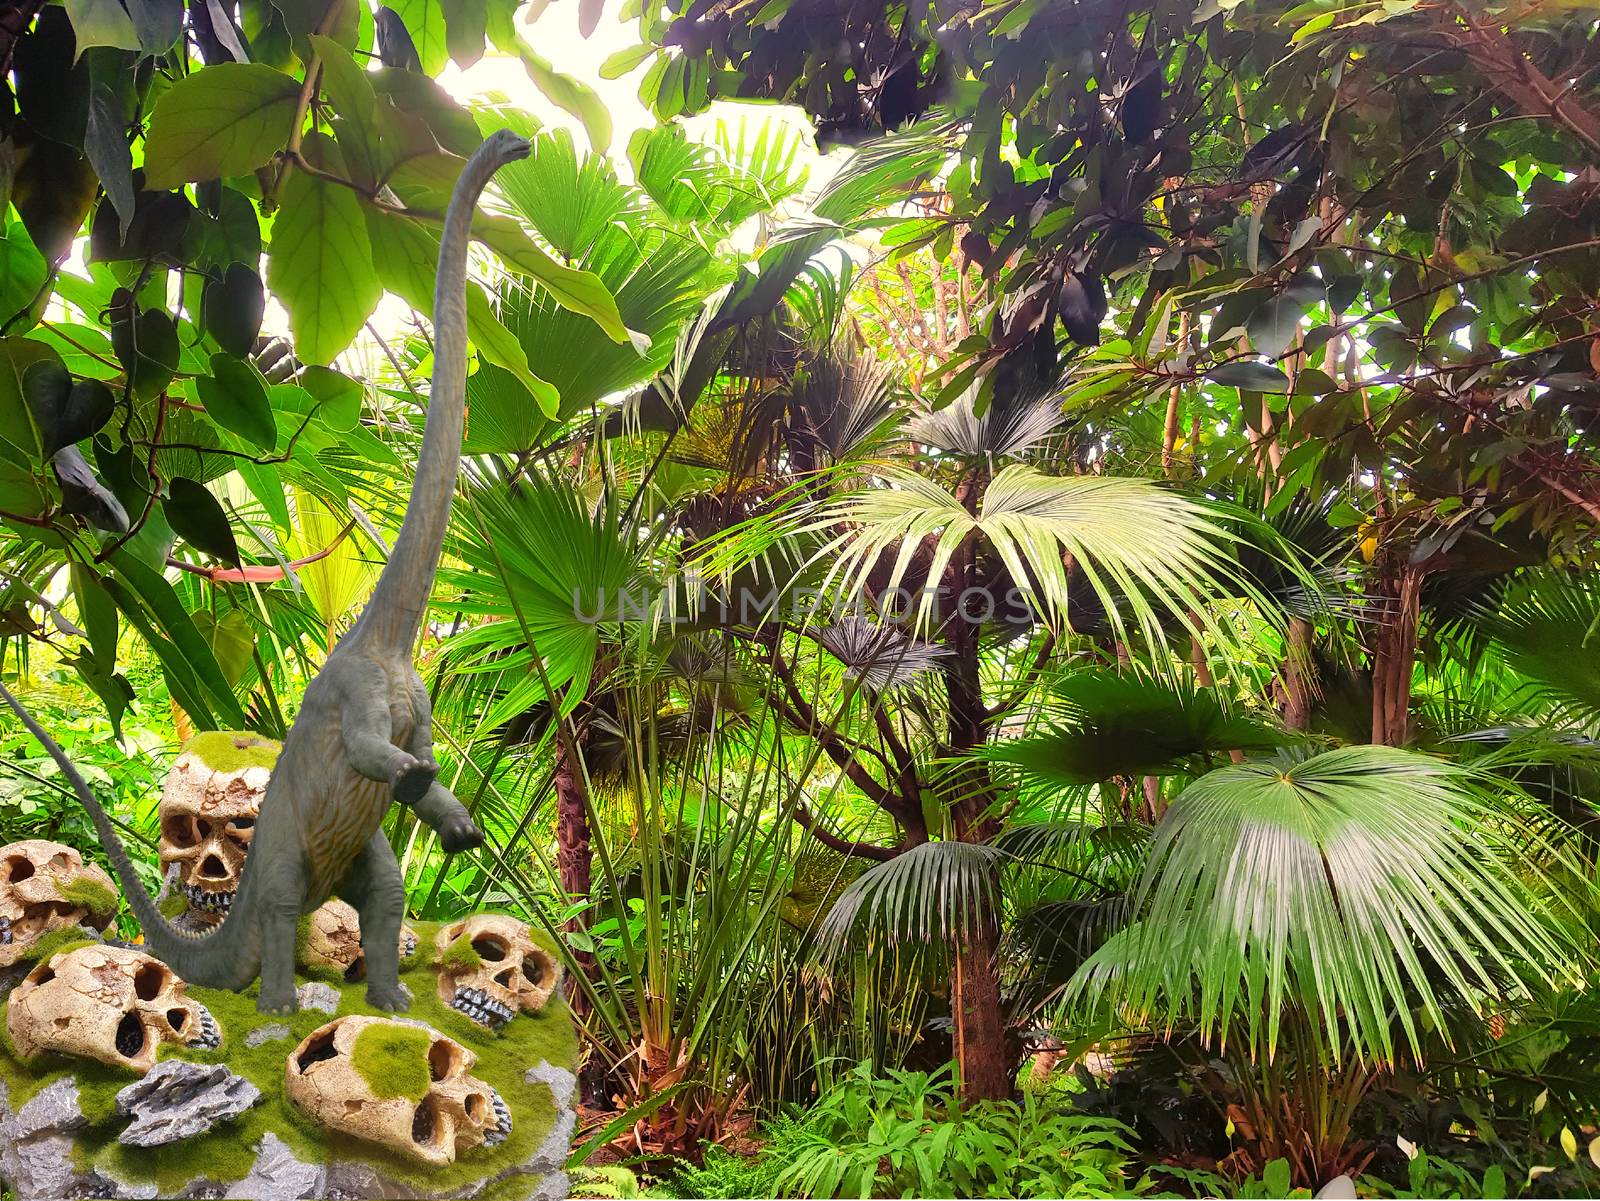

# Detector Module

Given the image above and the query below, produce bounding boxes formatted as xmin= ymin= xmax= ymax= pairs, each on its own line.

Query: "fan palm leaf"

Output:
xmin=1067 ymin=746 xmax=1589 ymax=1066
xmin=439 ymin=477 xmax=652 ymax=724
xmin=1470 ymin=571 xmax=1600 ymax=728
xmin=808 ymin=466 xmax=1268 ymax=655
xmin=980 ymin=669 xmax=1288 ymax=785
xmin=816 ymin=840 xmax=1006 ymax=959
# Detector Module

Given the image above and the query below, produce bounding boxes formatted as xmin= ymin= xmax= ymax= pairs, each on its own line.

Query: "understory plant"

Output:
xmin=768 ymin=1061 xmax=1140 ymax=1199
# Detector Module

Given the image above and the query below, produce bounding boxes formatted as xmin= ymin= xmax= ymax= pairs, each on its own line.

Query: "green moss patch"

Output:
xmin=4 ymin=920 xmax=579 ymax=1196
xmin=183 ymin=731 xmax=281 ymax=774
xmin=157 ymin=892 xmax=188 ymax=919
xmin=20 ymin=925 xmax=96 ymax=964
xmin=56 ymin=874 xmax=120 ymax=919
xmin=352 ymin=1020 xmax=431 ymax=1101
xmin=441 ymin=933 xmax=483 ymax=972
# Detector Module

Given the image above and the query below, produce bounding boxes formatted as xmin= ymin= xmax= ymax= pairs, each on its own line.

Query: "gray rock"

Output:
xmin=524 ymin=1060 xmax=576 ymax=1110
xmin=0 ymin=1077 xmax=86 ymax=1200
xmin=115 ymin=1060 xmax=261 ymax=1147
xmin=295 ymin=981 xmax=341 ymax=1013
xmin=244 ymin=1022 xmax=292 ymax=1048
xmin=225 ymin=1133 xmax=325 ymax=1201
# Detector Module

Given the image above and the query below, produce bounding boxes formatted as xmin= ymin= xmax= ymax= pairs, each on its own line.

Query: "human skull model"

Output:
xmin=301 ymin=898 xmax=419 ymax=980
xmin=158 ymin=731 xmax=280 ymax=920
xmin=434 ymin=914 xmax=561 ymax=1029
xmin=284 ymin=1016 xmax=510 ymax=1165
xmin=5 ymin=944 xmax=220 ymax=1071
xmin=0 ymin=840 xmax=117 ymax=966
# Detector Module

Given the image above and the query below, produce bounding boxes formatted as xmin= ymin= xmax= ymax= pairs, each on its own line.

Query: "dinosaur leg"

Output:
xmin=256 ymin=856 xmax=307 ymax=1014
xmin=404 ymin=677 xmax=485 ymax=853
xmin=343 ymin=833 xmax=412 ymax=1012
xmin=340 ymin=667 xmax=437 ymax=804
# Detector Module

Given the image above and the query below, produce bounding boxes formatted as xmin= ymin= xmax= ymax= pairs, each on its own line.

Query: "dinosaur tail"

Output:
xmin=0 ymin=681 xmax=258 ymax=989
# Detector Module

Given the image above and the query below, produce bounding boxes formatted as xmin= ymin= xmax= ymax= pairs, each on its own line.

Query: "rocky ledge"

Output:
xmin=0 ymin=920 xmax=577 ymax=1201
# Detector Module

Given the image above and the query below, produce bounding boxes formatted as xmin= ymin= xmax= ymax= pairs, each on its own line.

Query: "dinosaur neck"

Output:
xmin=352 ymin=142 xmax=509 ymax=655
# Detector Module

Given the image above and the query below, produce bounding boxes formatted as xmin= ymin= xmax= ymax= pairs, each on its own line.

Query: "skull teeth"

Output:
xmin=450 ymin=987 xmax=514 ymax=1029
xmin=401 ymin=932 xmax=417 ymax=958
xmin=187 ymin=1003 xmax=221 ymax=1050
xmin=181 ymin=884 xmax=236 ymax=912
xmin=485 ymin=1087 xmax=512 ymax=1145
xmin=0 ymin=916 xmax=10 ymax=945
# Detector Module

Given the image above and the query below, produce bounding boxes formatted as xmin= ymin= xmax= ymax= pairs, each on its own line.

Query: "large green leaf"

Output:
xmin=1068 ymin=747 xmax=1589 ymax=1065
xmin=366 ymin=209 xmax=558 ymax=416
xmin=387 ymin=0 xmax=447 ymax=74
xmin=266 ymin=157 xmax=381 ymax=365
xmin=142 ymin=63 xmax=302 ymax=189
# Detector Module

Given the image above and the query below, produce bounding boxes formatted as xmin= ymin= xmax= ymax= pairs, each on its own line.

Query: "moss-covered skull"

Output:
xmin=157 ymin=731 xmax=280 ymax=920
xmin=433 ymin=914 xmax=561 ymax=1029
xmin=301 ymin=898 xmax=419 ymax=981
xmin=0 ymin=839 xmax=117 ymax=967
xmin=284 ymin=1015 xmax=510 ymax=1165
xmin=5 ymin=943 xmax=220 ymax=1072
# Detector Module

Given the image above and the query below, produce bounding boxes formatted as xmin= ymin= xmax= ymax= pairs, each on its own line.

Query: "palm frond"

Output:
xmin=815 ymin=617 xmax=947 ymax=691
xmin=904 ymin=383 xmax=1066 ymax=459
xmin=439 ymin=476 xmax=651 ymax=724
xmin=1469 ymin=571 xmax=1600 ymax=728
xmin=981 ymin=670 xmax=1288 ymax=785
xmin=1068 ymin=746 xmax=1590 ymax=1066
xmin=816 ymin=841 xmax=1005 ymax=958
xmin=808 ymin=466 xmax=1266 ymax=655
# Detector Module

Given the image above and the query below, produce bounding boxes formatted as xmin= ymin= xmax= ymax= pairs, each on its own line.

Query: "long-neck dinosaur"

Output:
xmin=0 ymin=128 xmax=531 ymax=1014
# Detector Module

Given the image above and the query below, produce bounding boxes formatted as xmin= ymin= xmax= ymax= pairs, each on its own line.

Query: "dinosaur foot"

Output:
xmin=366 ymin=981 xmax=412 ymax=1013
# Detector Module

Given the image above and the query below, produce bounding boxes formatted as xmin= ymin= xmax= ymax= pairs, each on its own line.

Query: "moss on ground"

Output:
xmin=0 ymin=920 xmax=577 ymax=1196
xmin=182 ymin=731 xmax=281 ymax=773
xmin=56 ymin=875 xmax=119 ymax=920
xmin=352 ymin=1020 xmax=431 ymax=1101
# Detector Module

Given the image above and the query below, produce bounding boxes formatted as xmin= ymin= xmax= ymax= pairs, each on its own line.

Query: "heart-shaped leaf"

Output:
xmin=197 ymin=352 xmax=276 ymax=451
xmin=164 ymin=475 xmax=239 ymax=564
xmin=203 ymin=262 xmax=265 ymax=357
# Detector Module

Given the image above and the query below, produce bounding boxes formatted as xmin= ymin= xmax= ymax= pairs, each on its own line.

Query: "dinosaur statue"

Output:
xmin=0 ymin=127 xmax=532 ymax=1014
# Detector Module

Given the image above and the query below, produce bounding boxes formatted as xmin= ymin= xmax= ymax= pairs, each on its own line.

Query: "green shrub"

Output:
xmin=762 ymin=1061 xmax=1139 ymax=1199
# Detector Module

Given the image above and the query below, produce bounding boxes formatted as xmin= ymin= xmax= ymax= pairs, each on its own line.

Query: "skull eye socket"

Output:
xmin=3 ymin=855 xmax=35 ymax=883
xmin=296 ymin=1028 xmax=339 ymax=1072
xmin=115 ymin=1011 xmax=148 ymax=1060
xmin=161 ymin=815 xmax=200 ymax=849
xmin=133 ymin=962 xmax=169 ymax=1001
xmin=412 ymin=1095 xmax=441 ymax=1146
xmin=225 ymin=817 xmax=256 ymax=845
xmin=428 ymin=1039 xmax=462 ymax=1081
xmin=520 ymin=959 xmax=543 ymax=986
xmin=471 ymin=935 xmax=507 ymax=962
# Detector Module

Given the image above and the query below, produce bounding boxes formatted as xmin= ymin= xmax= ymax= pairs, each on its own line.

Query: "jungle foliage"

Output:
xmin=3 ymin=0 xmax=1600 ymax=1196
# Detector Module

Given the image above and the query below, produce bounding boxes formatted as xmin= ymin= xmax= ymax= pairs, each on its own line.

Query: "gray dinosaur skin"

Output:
xmin=0 ymin=128 xmax=532 ymax=1014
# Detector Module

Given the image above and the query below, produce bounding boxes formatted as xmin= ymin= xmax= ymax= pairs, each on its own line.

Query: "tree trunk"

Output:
xmin=941 ymin=478 xmax=1011 ymax=1100
xmin=950 ymin=903 xmax=1009 ymax=1100
xmin=1369 ymin=560 xmax=1423 ymax=746
xmin=1281 ymin=617 xmax=1314 ymax=731
xmin=554 ymin=723 xmax=605 ymax=1106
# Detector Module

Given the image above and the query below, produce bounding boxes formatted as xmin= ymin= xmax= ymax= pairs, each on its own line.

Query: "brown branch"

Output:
xmin=765 ymin=639 xmax=902 ymax=813
xmin=789 ymin=802 xmax=899 ymax=862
